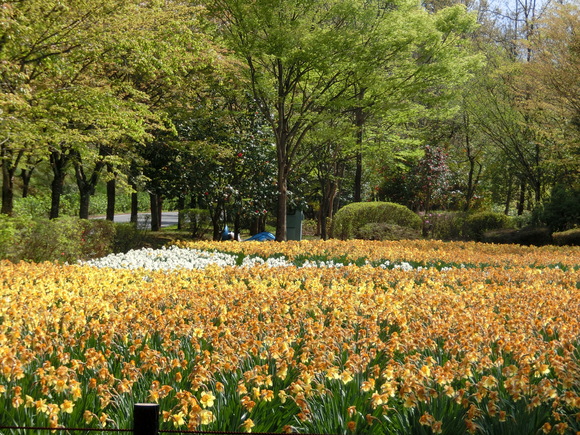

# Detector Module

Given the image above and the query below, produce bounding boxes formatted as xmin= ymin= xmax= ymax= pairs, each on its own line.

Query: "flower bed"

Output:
xmin=1 ymin=240 xmax=579 ymax=434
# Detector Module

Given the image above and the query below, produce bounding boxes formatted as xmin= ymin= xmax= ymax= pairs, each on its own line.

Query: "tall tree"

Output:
xmin=65 ymin=0 xmax=219 ymax=219
xmin=118 ymin=1 xmax=232 ymax=229
xmin=0 ymin=0 xmax=158 ymax=217
xmin=1 ymin=0 xmax=221 ymax=219
xmin=347 ymin=4 xmax=480 ymax=202
xmin=0 ymin=0 xmax=92 ymax=215
xmin=522 ymin=2 xmax=580 ymax=184
xmin=469 ymin=62 xmax=549 ymax=210
xmin=209 ymin=0 xmax=479 ymax=240
xmin=208 ymin=0 xmax=359 ymax=239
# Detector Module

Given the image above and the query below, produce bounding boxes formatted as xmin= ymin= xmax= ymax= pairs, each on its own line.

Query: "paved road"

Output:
xmin=98 ymin=212 xmax=179 ymax=229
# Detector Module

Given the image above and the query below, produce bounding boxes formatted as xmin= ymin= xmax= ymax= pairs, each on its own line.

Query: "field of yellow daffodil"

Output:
xmin=1 ymin=240 xmax=579 ymax=434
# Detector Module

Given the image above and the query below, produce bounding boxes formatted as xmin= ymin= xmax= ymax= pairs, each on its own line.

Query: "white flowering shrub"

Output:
xmin=81 ymin=246 xmax=239 ymax=270
xmin=81 ymin=246 xmax=456 ymax=272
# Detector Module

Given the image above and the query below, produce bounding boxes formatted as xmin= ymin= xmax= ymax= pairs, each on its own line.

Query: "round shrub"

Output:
xmin=331 ymin=202 xmax=421 ymax=240
xmin=355 ymin=222 xmax=421 ymax=241
xmin=464 ymin=211 xmax=511 ymax=241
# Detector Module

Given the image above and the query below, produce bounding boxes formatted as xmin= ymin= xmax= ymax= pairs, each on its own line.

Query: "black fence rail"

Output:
xmin=0 ymin=403 xmax=333 ymax=435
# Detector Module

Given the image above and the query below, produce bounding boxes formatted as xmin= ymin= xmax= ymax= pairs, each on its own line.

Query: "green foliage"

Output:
xmin=378 ymin=145 xmax=454 ymax=213
xmin=179 ymin=208 xmax=212 ymax=239
xmin=508 ymin=211 xmax=534 ymax=229
xmin=302 ymin=219 xmax=319 ymax=237
xmin=378 ymin=169 xmax=417 ymax=209
xmin=112 ymin=223 xmax=149 ymax=253
xmin=13 ymin=195 xmax=52 ymax=218
xmin=210 ymin=0 xmax=480 ymax=239
xmin=464 ymin=211 xmax=512 ymax=241
xmin=0 ymin=216 xmax=115 ymax=263
xmin=482 ymin=227 xmax=553 ymax=246
xmin=409 ymin=145 xmax=452 ymax=212
xmin=332 ymin=202 xmax=421 ymax=240
xmin=79 ymin=219 xmax=117 ymax=258
xmin=13 ymin=191 xmax=150 ymax=218
xmin=552 ymin=228 xmax=580 ymax=246
xmin=425 ymin=211 xmax=469 ymax=241
xmin=0 ymin=215 xmax=17 ymax=259
xmin=355 ymin=222 xmax=421 ymax=241
xmin=534 ymin=185 xmax=580 ymax=232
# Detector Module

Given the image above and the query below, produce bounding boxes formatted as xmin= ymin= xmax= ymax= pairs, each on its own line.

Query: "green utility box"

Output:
xmin=286 ymin=209 xmax=304 ymax=241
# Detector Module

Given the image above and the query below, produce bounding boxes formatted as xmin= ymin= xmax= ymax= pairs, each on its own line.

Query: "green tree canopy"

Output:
xmin=208 ymin=0 xmax=479 ymax=239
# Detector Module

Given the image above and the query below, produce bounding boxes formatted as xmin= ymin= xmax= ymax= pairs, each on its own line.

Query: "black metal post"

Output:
xmin=133 ymin=403 xmax=159 ymax=435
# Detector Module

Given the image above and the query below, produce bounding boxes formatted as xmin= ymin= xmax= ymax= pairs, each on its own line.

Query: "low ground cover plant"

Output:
xmin=1 ymin=240 xmax=579 ymax=434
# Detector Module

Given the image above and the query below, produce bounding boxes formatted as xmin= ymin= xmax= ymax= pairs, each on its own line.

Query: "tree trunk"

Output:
xmin=74 ymin=156 xmax=105 ymax=220
xmin=131 ymin=190 xmax=138 ymax=224
xmin=157 ymin=196 xmax=163 ymax=228
xmin=462 ymin=114 xmax=482 ymax=212
xmin=50 ymin=171 xmax=66 ymax=219
xmin=78 ymin=190 xmax=91 ymax=219
xmin=106 ymin=164 xmax=116 ymax=221
xmin=211 ymin=207 xmax=222 ymax=241
xmin=272 ymin=58 xmax=292 ymax=242
xmin=320 ymin=198 xmax=329 ymax=240
xmin=324 ymin=180 xmax=339 ymax=240
xmin=504 ymin=177 xmax=513 ymax=216
xmin=20 ymin=168 xmax=34 ymax=198
xmin=149 ymin=193 xmax=162 ymax=231
xmin=1 ymin=144 xmax=24 ymax=216
xmin=353 ymin=152 xmax=362 ymax=203
xmin=517 ymin=179 xmax=526 ymax=216
xmin=130 ymin=162 xmax=139 ymax=224
xmin=176 ymin=196 xmax=185 ymax=230
xmin=319 ymin=169 xmax=339 ymax=241
xmin=49 ymin=149 xmax=71 ymax=219
xmin=353 ymin=92 xmax=365 ymax=203
xmin=275 ymin=168 xmax=288 ymax=241
xmin=534 ymin=143 xmax=542 ymax=205
xmin=1 ymin=165 xmax=15 ymax=216
xmin=464 ymin=160 xmax=483 ymax=212
xmin=234 ymin=211 xmax=241 ymax=240
xmin=250 ymin=217 xmax=259 ymax=236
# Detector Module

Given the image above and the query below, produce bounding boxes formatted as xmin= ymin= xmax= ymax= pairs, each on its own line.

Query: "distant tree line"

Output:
xmin=1 ymin=0 xmax=578 ymax=239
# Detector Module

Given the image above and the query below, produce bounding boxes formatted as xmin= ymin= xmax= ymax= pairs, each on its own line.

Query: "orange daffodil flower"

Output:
xmin=1 ymin=241 xmax=579 ymax=433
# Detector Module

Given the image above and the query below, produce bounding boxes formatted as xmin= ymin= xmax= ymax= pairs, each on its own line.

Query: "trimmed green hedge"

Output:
xmin=552 ymin=228 xmax=580 ymax=246
xmin=0 ymin=215 xmax=116 ymax=263
xmin=482 ymin=227 xmax=552 ymax=246
xmin=331 ymin=202 xmax=421 ymax=240
xmin=464 ymin=211 xmax=512 ymax=241
xmin=355 ymin=222 xmax=421 ymax=241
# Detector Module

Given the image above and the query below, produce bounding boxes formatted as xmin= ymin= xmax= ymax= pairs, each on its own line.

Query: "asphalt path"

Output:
xmin=97 ymin=211 xmax=179 ymax=229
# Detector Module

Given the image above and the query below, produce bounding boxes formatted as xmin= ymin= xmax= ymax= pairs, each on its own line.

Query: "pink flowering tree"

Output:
xmin=409 ymin=145 xmax=452 ymax=235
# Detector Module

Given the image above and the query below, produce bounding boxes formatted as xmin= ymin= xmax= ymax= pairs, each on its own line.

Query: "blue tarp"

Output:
xmin=243 ymin=232 xmax=275 ymax=242
xmin=221 ymin=225 xmax=232 ymax=241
